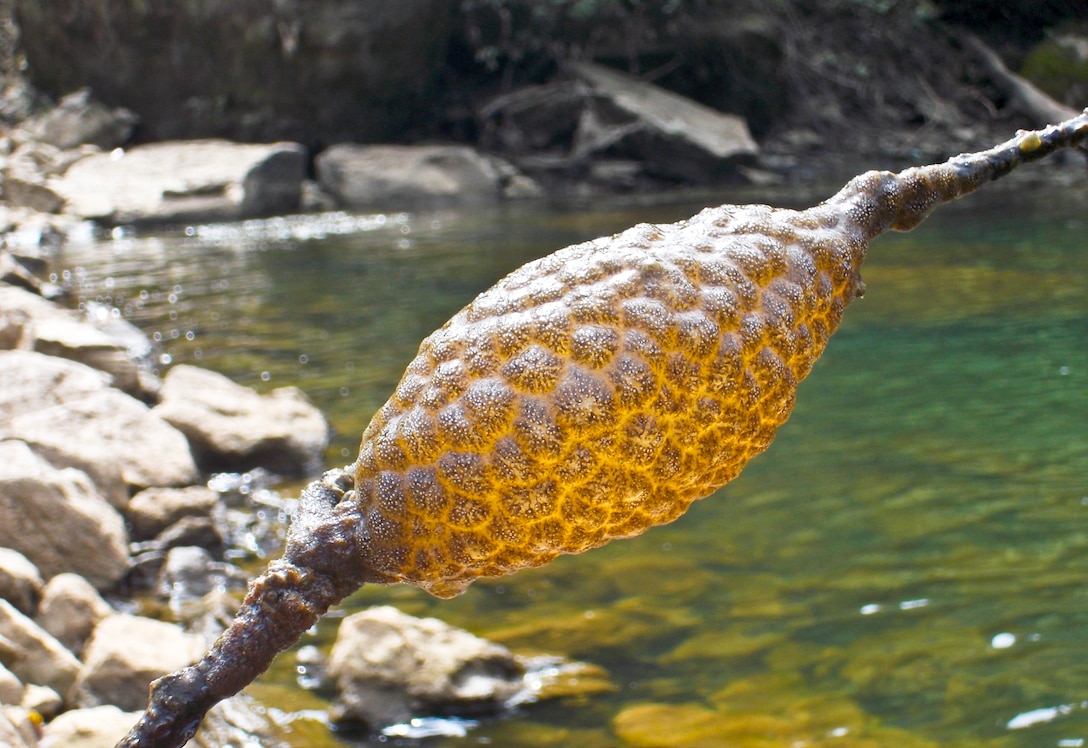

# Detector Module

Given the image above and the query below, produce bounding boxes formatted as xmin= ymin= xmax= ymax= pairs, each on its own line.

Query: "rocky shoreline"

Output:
xmin=1 ymin=2 xmax=1085 ymax=744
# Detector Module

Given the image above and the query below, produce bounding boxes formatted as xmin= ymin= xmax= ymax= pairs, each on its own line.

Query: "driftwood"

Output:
xmin=117 ymin=110 xmax=1088 ymax=747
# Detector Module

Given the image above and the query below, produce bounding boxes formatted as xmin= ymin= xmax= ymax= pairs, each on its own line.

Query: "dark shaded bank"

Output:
xmin=5 ymin=1 xmax=1088 ymax=194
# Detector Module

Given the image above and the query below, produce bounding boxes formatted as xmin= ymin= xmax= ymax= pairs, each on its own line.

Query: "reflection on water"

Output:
xmin=58 ymin=180 xmax=1088 ymax=747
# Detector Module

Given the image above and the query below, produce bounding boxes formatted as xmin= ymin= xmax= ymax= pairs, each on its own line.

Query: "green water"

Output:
xmin=59 ymin=179 xmax=1088 ymax=747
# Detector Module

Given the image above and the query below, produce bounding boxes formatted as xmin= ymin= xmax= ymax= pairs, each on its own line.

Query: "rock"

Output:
xmin=13 ymin=88 xmax=138 ymax=151
xmin=153 ymin=364 xmax=328 ymax=477
xmin=0 ymin=662 xmax=24 ymax=705
xmin=1 ymin=163 xmax=65 ymax=213
xmin=38 ymin=704 xmax=140 ymax=748
xmin=50 ymin=139 xmax=307 ymax=225
xmin=125 ymin=485 xmax=220 ymax=542
xmin=29 ymin=317 xmax=143 ymax=396
xmin=0 ymin=633 xmax=17 ymax=666
xmin=21 ymin=683 xmax=62 ymax=720
xmin=155 ymin=546 xmax=245 ymax=610
xmin=315 ymin=144 xmax=536 ymax=209
xmin=0 ymin=599 xmax=81 ymax=697
xmin=0 ymin=549 xmax=43 ymax=617
xmin=0 ymin=350 xmax=200 ymax=503
xmin=570 ymin=61 xmax=758 ymax=182
xmin=34 ymin=574 xmax=113 ymax=657
xmin=70 ymin=614 xmax=206 ymax=711
xmin=0 ymin=705 xmax=36 ymax=748
xmin=190 ymin=695 xmax=289 ymax=748
xmin=0 ymin=249 xmax=61 ymax=299
xmin=0 ymin=285 xmax=149 ymax=397
xmin=328 ymin=605 xmax=525 ymax=729
xmin=15 ymin=1 xmax=456 ymax=146
xmin=0 ymin=441 xmax=130 ymax=589
xmin=141 ymin=517 xmax=226 ymax=559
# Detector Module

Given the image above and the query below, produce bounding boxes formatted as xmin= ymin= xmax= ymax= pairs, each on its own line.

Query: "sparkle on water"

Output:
xmin=59 ymin=179 xmax=1088 ymax=748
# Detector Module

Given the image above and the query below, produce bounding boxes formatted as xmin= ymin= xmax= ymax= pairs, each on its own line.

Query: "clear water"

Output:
xmin=58 ymin=178 xmax=1088 ymax=748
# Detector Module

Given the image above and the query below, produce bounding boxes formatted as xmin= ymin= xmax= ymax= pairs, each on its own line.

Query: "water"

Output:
xmin=58 ymin=178 xmax=1088 ymax=747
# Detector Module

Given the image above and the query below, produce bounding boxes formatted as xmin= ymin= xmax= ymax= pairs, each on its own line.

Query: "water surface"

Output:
xmin=59 ymin=178 xmax=1088 ymax=747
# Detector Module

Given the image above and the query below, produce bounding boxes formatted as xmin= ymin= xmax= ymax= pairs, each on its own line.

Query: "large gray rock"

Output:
xmin=0 ymin=350 xmax=199 ymax=504
xmin=153 ymin=364 xmax=328 ymax=476
xmin=315 ymin=144 xmax=536 ymax=209
xmin=70 ymin=614 xmax=206 ymax=711
xmin=51 ymin=139 xmax=307 ymax=225
xmin=15 ymin=1 xmax=456 ymax=146
xmin=0 ymin=599 xmax=81 ymax=698
xmin=328 ymin=605 xmax=525 ymax=729
xmin=0 ymin=549 xmax=42 ymax=617
xmin=0 ymin=441 xmax=130 ymax=589
xmin=34 ymin=574 xmax=114 ymax=657
xmin=571 ymin=61 xmax=758 ymax=182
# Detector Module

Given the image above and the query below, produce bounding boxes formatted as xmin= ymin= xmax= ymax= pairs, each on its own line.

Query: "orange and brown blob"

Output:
xmin=352 ymin=206 xmax=870 ymax=598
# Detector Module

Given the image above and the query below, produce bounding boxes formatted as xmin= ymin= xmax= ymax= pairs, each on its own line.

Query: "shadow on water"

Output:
xmin=58 ymin=179 xmax=1088 ymax=747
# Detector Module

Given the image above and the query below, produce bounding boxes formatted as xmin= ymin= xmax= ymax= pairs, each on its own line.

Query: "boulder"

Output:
xmin=50 ymin=139 xmax=307 ymax=225
xmin=0 ymin=662 xmax=23 ymax=705
xmin=15 ymin=1 xmax=456 ymax=146
xmin=37 ymin=704 xmax=140 ymax=748
xmin=0 ymin=163 xmax=65 ymax=214
xmin=315 ymin=144 xmax=537 ymax=209
xmin=328 ymin=605 xmax=525 ymax=729
xmin=153 ymin=364 xmax=328 ymax=477
xmin=0 ymin=549 xmax=43 ymax=617
xmin=125 ymin=485 xmax=220 ymax=542
xmin=0 ymin=350 xmax=200 ymax=504
xmin=0 ymin=441 xmax=130 ymax=590
xmin=12 ymin=88 xmax=138 ymax=151
xmin=0 ymin=599 xmax=81 ymax=697
xmin=70 ymin=614 xmax=206 ymax=711
xmin=21 ymin=683 xmax=62 ymax=720
xmin=0 ymin=285 xmax=149 ymax=397
xmin=35 ymin=574 xmax=114 ymax=657
xmin=570 ymin=61 xmax=758 ymax=182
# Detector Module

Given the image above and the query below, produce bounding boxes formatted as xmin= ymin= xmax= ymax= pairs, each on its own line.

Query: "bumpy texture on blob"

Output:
xmin=351 ymin=202 xmax=872 ymax=597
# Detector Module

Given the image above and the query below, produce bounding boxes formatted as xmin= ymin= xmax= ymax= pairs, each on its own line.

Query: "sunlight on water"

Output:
xmin=58 ymin=180 xmax=1088 ymax=747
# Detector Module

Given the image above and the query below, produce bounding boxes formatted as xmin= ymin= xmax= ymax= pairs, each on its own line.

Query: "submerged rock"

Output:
xmin=328 ymin=605 xmax=525 ymax=729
